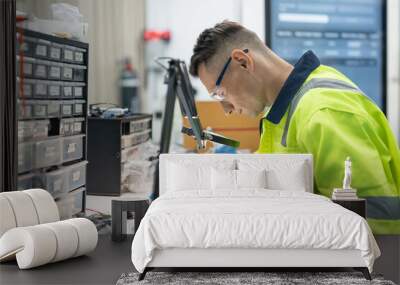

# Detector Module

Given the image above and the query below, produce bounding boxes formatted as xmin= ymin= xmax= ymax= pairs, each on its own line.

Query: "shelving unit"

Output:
xmin=86 ymin=115 xmax=152 ymax=196
xmin=16 ymin=28 xmax=89 ymax=219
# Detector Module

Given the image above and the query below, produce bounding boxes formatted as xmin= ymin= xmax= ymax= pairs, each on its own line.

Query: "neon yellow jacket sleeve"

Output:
xmin=299 ymin=108 xmax=400 ymax=234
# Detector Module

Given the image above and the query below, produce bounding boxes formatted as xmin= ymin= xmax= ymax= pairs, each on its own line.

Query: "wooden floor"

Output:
xmin=0 ymin=235 xmax=133 ymax=285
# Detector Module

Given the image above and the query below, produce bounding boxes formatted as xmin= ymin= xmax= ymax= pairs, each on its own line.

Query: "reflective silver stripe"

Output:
xmin=281 ymin=78 xmax=366 ymax=147
xmin=366 ymin=197 xmax=400 ymax=220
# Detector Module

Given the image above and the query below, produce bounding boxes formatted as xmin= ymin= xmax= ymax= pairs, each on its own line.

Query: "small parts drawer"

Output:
xmin=17 ymin=56 xmax=87 ymax=81
xmin=129 ymin=118 xmax=152 ymax=134
xmin=17 ymin=79 xmax=86 ymax=100
xmin=18 ymin=120 xmax=49 ymax=142
xmin=56 ymin=187 xmax=85 ymax=220
xmin=33 ymin=161 xmax=87 ymax=198
xmin=18 ymin=142 xmax=34 ymax=174
xmin=68 ymin=161 xmax=87 ymax=190
xmin=34 ymin=168 xmax=69 ymax=199
xmin=34 ymin=137 xmax=62 ymax=169
xmin=61 ymin=118 xmax=86 ymax=136
xmin=62 ymin=135 xmax=84 ymax=162
xmin=121 ymin=130 xmax=151 ymax=149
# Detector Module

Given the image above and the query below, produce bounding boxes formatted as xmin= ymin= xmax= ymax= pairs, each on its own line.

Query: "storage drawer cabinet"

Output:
xmin=34 ymin=168 xmax=69 ymax=198
xmin=16 ymin=28 xmax=88 ymax=217
xmin=62 ymin=135 xmax=84 ymax=162
xmin=34 ymin=138 xmax=62 ymax=168
xmin=68 ymin=161 xmax=87 ymax=190
xmin=87 ymin=115 xmax=152 ymax=195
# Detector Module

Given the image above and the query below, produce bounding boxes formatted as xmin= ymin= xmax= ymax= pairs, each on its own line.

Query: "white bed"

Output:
xmin=131 ymin=154 xmax=380 ymax=280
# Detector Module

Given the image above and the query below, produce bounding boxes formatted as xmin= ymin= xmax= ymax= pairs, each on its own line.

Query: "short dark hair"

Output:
xmin=189 ymin=21 xmax=244 ymax=77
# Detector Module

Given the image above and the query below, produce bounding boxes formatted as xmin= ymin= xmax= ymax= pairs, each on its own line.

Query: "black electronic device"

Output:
xmin=151 ymin=58 xmax=240 ymax=199
xmin=155 ymin=57 xmax=240 ymax=151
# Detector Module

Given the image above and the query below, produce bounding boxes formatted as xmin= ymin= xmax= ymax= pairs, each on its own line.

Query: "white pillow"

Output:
xmin=236 ymin=169 xmax=267 ymax=189
xmin=167 ymin=160 xmax=235 ymax=192
xmin=238 ymin=159 xmax=308 ymax=191
xmin=266 ymin=164 xmax=307 ymax=191
xmin=211 ymin=168 xmax=236 ymax=190
xmin=211 ymin=169 xmax=267 ymax=190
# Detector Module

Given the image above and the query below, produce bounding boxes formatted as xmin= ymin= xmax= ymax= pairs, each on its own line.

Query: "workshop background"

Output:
xmin=1 ymin=0 xmax=399 ymax=284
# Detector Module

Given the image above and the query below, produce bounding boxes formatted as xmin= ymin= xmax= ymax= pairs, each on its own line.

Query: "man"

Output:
xmin=189 ymin=21 xmax=400 ymax=234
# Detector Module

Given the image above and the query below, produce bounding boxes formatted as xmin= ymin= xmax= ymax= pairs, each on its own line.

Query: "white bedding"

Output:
xmin=131 ymin=190 xmax=380 ymax=273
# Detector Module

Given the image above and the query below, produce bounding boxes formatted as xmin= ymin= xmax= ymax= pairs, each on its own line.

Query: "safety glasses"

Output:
xmin=210 ymin=48 xmax=249 ymax=101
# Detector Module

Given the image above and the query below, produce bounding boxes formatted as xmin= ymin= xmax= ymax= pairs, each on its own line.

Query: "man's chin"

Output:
xmin=241 ymin=109 xmax=259 ymax=118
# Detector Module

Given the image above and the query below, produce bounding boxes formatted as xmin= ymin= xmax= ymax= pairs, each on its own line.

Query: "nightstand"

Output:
xmin=332 ymin=198 xmax=366 ymax=218
xmin=111 ymin=195 xmax=150 ymax=242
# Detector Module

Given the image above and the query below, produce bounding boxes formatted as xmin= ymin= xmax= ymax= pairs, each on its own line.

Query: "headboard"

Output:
xmin=159 ymin=154 xmax=313 ymax=196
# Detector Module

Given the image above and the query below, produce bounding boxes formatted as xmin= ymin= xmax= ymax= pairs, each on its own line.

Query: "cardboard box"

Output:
xmin=182 ymin=101 xmax=262 ymax=152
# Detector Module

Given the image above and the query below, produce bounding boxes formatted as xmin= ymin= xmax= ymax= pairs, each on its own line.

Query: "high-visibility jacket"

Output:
xmin=257 ymin=51 xmax=400 ymax=234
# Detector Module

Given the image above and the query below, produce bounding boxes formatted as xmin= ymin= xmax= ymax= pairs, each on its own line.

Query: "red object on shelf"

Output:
xmin=16 ymin=15 xmax=28 ymax=22
xmin=143 ymin=30 xmax=171 ymax=42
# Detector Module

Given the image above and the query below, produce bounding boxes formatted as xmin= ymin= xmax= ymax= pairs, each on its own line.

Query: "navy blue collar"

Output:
xmin=265 ymin=50 xmax=320 ymax=124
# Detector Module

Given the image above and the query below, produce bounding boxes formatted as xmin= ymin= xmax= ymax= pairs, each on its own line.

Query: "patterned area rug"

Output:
xmin=116 ymin=271 xmax=396 ymax=285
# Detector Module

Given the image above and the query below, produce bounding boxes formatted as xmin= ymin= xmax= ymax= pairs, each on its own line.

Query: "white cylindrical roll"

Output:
xmin=24 ymin=189 xmax=60 ymax=223
xmin=0 ymin=195 xmax=17 ymax=238
xmin=64 ymin=218 xmax=98 ymax=257
xmin=1 ymin=192 xmax=39 ymax=227
xmin=0 ymin=226 xmax=57 ymax=269
xmin=42 ymin=221 xmax=78 ymax=263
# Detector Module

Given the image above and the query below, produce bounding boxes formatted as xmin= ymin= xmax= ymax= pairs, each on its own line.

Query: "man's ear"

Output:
xmin=231 ymin=49 xmax=254 ymax=71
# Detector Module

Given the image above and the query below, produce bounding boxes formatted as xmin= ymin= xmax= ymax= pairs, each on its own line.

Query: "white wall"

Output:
xmin=145 ymin=0 xmax=265 ymax=103
xmin=144 ymin=0 xmax=265 ymax=143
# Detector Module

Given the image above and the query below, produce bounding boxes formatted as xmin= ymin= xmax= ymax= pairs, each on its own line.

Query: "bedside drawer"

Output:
xmin=332 ymin=199 xmax=366 ymax=218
